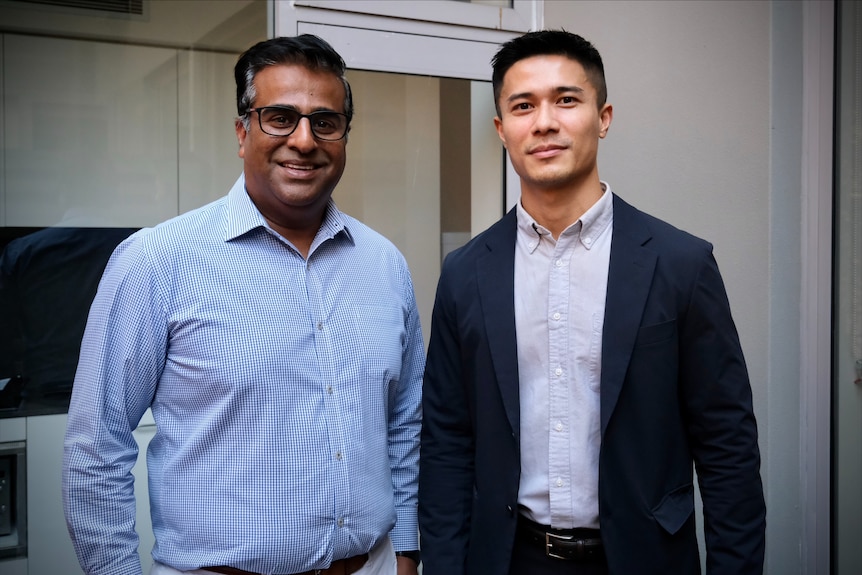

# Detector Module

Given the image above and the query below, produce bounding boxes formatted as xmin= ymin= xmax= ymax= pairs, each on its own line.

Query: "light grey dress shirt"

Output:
xmin=514 ymin=183 xmax=613 ymax=529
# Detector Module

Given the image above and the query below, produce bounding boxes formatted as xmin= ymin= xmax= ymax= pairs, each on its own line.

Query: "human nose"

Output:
xmin=287 ymin=116 xmax=318 ymax=152
xmin=532 ymin=103 xmax=559 ymax=134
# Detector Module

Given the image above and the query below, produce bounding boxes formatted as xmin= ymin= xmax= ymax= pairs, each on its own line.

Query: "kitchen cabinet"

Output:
xmin=1 ymin=33 xmax=241 ymax=229
xmin=6 ymin=413 xmax=155 ymax=574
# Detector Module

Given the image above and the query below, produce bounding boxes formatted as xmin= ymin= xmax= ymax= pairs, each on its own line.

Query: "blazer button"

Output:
xmin=506 ymin=505 xmax=514 ymax=516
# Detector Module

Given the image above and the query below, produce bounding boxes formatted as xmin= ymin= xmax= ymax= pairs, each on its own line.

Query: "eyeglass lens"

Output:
xmin=257 ymin=107 xmax=347 ymax=140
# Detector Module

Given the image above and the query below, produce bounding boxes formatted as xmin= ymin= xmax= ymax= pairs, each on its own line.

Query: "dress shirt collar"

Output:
xmin=223 ymin=173 xmax=354 ymax=249
xmin=515 ymin=181 xmax=614 ymax=253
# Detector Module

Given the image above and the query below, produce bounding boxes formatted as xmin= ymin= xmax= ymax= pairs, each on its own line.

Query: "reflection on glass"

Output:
xmin=0 ymin=228 xmax=138 ymax=415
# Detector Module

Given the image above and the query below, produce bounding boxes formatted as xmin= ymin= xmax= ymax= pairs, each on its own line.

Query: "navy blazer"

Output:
xmin=419 ymin=194 xmax=766 ymax=575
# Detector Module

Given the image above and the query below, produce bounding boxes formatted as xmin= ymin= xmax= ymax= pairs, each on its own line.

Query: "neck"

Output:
xmin=521 ymin=179 xmax=604 ymax=238
xmin=265 ymin=205 xmax=328 ymax=259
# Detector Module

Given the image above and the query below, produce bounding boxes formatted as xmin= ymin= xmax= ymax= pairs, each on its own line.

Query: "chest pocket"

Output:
xmin=353 ymin=304 xmax=405 ymax=384
xmin=634 ymin=319 xmax=677 ymax=348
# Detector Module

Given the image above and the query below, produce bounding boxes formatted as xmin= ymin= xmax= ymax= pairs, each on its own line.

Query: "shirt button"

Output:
xmin=555 ymin=259 xmax=563 ymax=267
xmin=584 ymin=237 xmax=593 ymax=245
xmin=552 ymin=312 xmax=561 ymax=321
xmin=555 ymin=367 xmax=563 ymax=376
xmin=317 ymin=322 xmax=323 ymax=330
xmin=337 ymin=517 xmax=344 ymax=527
xmin=555 ymin=421 xmax=563 ymax=431
xmin=556 ymin=478 xmax=563 ymax=487
xmin=327 ymin=385 xmax=333 ymax=395
xmin=335 ymin=451 xmax=343 ymax=461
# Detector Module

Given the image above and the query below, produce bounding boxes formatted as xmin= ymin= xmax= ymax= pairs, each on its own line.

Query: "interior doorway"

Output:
xmin=335 ymin=70 xmax=502 ymax=345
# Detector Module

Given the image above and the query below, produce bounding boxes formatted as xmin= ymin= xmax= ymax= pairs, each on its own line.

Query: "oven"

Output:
xmin=0 ymin=440 xmax=26 ymax=559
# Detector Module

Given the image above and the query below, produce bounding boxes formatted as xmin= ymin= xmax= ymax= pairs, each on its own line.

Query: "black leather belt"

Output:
xmin=204 ymin=554 xmax=368 ymax=575
xmin=516 ymin=515 xmax=604 ymax=562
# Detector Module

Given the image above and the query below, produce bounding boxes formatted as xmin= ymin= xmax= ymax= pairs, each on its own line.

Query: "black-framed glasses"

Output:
xmin=245 ymin=106 xmax=349 ymax=141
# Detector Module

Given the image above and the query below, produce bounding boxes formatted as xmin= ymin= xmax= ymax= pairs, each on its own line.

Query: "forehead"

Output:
xmin=252 ymin=63 xmax=346 ymax=110
xmin=501 ymin=54 xmax=595 ymax=97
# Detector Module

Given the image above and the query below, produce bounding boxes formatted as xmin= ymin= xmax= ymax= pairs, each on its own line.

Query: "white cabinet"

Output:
xmin=26 ymin=414 xmax=77 ymax=574
xmin=1 ymin=34 xmax=242 ymax=229
xmin=133 ymin=412 xmax=157 ymax=575
xmin=3 ymin=36 xmax=179 ymax=228
xmin=178 ymin=50 xmax=244 ymax=214
xmin=26 ymin=413 xmax=155 ymax=574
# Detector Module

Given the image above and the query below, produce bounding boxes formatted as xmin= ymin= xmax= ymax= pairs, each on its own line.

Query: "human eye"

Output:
xmin=559 ymin=95 xmax=579 ymax=106
xmin=510 ymin=101 xmax=533 ymax=114
xmin=311 ymin=112 xmax=344 ymax=136
xmin=262 ymin=107 xmax=297 ymax=129
xmin=312 ymin=114 xmax=337 ymax=132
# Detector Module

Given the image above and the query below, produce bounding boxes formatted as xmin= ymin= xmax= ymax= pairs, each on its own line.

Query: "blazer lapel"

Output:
xmin=601 ymin=195 xmax=657 ymax=436
xmin=476 ymin=210 xmax=520 ymax=437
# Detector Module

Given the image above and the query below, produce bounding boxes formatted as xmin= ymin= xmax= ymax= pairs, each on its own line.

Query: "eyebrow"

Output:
xmin=260 ymin=104 xmax=342 ymax=114
xmin=506 ymin=85 xmax=585 ymax=104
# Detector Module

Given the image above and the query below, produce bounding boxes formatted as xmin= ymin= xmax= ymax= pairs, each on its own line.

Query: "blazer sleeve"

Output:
xmin=679 ymin=248 xmax=766 ymax=575
xmin=419 ymin=259 xmax=475 ymax=575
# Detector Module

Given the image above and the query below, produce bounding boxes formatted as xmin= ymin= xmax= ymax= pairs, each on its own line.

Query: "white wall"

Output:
xmin=543 ymin=0 xmax=799 ymax=572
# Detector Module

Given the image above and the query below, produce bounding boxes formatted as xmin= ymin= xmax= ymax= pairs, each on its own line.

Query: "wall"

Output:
xmin=543 ymin=0 xmax=796 ymax=572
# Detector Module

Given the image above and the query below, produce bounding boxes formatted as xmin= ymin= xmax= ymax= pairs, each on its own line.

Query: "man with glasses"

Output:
xmin=63 ymin=35 xmax=423 ymax=575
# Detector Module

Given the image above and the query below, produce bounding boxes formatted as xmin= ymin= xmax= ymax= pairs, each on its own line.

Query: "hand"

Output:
xmin=396 ymin=555 xmax=419 ymax=575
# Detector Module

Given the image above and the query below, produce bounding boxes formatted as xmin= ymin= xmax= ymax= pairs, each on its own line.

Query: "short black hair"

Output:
xmin=234 ymin=34 xmax=353 ymax=125
xmin=491 ymin=29 xmax=607 ymax=116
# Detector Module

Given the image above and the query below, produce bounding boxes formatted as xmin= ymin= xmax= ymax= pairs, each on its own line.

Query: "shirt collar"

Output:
xmin=516 ymin=201 xmax=548 ymax=254
xmin=515 ymin=181 xmax=614 ymax=253
xmin=575 ymin=181 xmax=613 ymax=250
xmin=222 ymin=173 xmax=354 ymax=249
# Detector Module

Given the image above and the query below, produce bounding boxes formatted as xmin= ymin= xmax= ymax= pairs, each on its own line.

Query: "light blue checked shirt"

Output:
xmin=63 ymin=174 xmax=424 ymax=575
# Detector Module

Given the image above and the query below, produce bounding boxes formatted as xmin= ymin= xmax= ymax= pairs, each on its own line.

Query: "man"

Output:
xmin=64 ymin=35 xmax=423 ymax=575
xmin=419 ymin=30 xmax=765 ymax=575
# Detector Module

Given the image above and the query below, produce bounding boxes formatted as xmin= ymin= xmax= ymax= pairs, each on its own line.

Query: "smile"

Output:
xmin=280 ymin=161 xmax=318 ymax=170
xmin=278 ymin=161 xmax=322 ymax=178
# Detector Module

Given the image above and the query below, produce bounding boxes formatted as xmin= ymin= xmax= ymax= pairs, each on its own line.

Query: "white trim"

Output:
xmin=292 ymin=0 xmax=538 ymax=33
xmin=294 ymin=22 xmax=504 ymax=80
xmin=800 ymin=1 xmax=834 ymax=573
xmin=274 ymin=0 xmax=542 ymax=69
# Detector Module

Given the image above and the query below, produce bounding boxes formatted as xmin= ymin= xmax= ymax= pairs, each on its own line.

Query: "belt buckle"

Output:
xmin=545 ymin=531 xmax=578 ymax=560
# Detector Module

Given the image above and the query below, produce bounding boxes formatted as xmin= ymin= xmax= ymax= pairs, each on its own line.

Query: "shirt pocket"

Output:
xmin=352 ymin=304 xmax=405 ymax=384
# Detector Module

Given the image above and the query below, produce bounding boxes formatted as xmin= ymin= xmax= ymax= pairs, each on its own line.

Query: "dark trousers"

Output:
xmin=507 ymin=530 xmax=609 ymax=575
